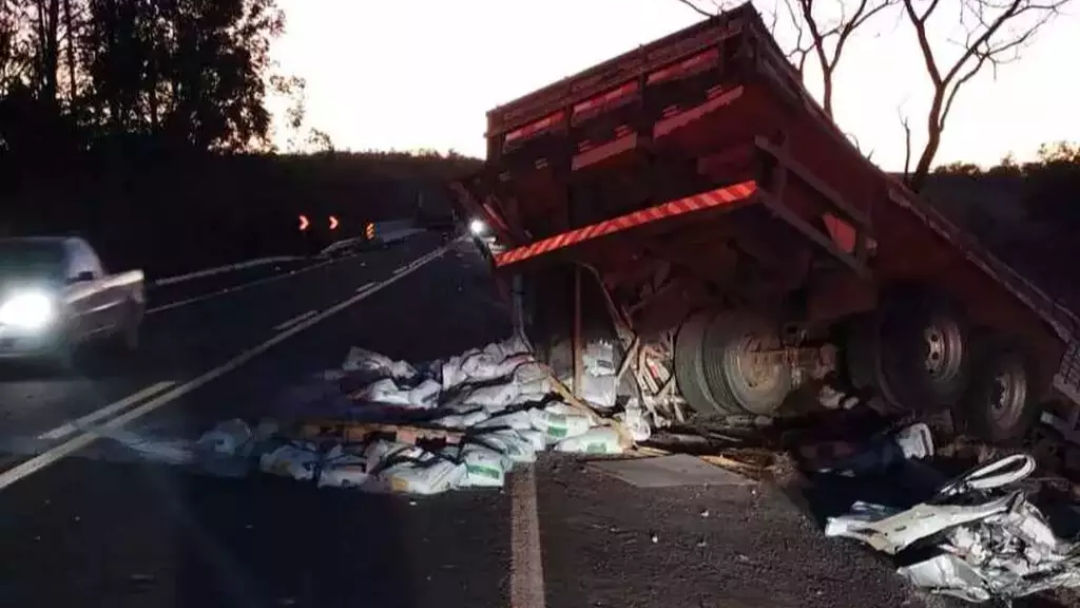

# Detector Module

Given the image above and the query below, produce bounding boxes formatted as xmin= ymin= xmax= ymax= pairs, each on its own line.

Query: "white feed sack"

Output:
xmin=370 ymin=456 xmax=467 ymax=495
xmin=432 ymin=408 xmax=491 ymax=429
xmin=342 ymin=347 xmax=417 ymax=380
xmin=318 ymin=445 xmax=372 ymax=489
xmin=554 ymin=427 xmax=626 ymax=455
xmin=259 ymin=442 xmax=322 ymax=481
xmin=352 ymin=377 xmax=442 ymax=409
xmin=264 ymin=337 xmax=637 ymax=495
xmin=528 ymin=404 xmax=593 ymax=443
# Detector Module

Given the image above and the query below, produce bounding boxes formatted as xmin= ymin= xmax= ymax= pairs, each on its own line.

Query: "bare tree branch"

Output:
xmin=780 ymin=0 xmax=814 ymax=78
xmin=790 ymin=0 xmax=898 ymax=117
xmin=846 ymin=129 xmax=875 ymax=161
xmin=673 ymin=0 xmax=716 ymax=18
xmin=898 ymin=107 xmax=912 ymax=179
xmin=902 ymin=0 xmax=1070 ymax=191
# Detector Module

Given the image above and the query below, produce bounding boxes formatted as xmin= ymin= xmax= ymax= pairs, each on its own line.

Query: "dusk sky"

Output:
xmin=268 ymin=0 xmax=1080 ymax=170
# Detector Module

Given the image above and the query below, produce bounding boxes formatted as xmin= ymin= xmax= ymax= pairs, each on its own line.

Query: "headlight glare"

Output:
xmin=0 ymin=292 xmax=56 ymax=330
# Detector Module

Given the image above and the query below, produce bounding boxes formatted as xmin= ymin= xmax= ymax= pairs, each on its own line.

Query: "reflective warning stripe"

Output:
xmin=494 ymin=180 xmax=757 ymax=267
xmin=505 ymin=111 xmax=566 ymax=144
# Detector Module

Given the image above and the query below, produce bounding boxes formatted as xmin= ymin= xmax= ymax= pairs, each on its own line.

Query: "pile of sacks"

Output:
xmin=167 ymin=336 xmax=642 ymax=496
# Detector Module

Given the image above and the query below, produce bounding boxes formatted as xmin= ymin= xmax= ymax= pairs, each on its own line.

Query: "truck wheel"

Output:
xmin=846 ymin=314 xmax=905 ymax=414
xmin=700 ymin=310 xmax=793 ymax=416
xmin=674 ymin=313 xmax=739 ymax=415
xmin=960 ymin=337 xmax=1039 ymax=443
xmin=849 ymin=289 xmax=971 ymax=412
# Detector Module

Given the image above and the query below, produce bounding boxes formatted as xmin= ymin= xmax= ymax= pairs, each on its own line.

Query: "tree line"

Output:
xmin=935 ymin=142 xmax=1080 ymax=230
xmin=0 ymin=0 xmax=286 ymax=164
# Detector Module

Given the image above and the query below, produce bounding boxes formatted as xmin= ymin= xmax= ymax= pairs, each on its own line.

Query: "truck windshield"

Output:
xmin=0 ymin=241 xmax=64 ymax=279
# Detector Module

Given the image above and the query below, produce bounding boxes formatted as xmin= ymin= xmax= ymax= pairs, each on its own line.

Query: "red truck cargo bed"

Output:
xmin=451 ymin=2 xmax=1080 ymax=406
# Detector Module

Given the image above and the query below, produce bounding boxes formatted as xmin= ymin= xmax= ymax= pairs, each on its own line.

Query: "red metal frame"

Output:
xmin=494 ymin=180 xmax=758 ymax=267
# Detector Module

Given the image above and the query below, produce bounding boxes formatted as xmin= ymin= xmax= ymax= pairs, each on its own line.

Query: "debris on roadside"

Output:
xmin=803 ymin=424 xmax=1080 ymax=603
xmin=89 ymin=335 xmax=643 ymax=496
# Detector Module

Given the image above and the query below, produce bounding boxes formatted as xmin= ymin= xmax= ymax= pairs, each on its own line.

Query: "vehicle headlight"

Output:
xmin=0 ymin=292 xmax=56 ymax=330
xmin=469 ymin=219 xmax=487 ymax=236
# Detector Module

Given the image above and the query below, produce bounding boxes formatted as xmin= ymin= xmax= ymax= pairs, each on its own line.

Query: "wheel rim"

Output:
xmin=726 ymin=333 xmax=783 ymax=397
xmin=922 ymin=317 xmax=964 ymax=384
xmin=989 ymin=358 xmax=1028 ymax=427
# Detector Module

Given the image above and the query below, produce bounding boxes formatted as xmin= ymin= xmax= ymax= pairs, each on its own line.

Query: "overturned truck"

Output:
xmin=450 ymin=3 xmax=1080 ymax=443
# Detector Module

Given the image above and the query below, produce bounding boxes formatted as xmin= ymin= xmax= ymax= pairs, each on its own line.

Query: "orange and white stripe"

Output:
xmin=494 ymin=180 xmax=757 ymax=267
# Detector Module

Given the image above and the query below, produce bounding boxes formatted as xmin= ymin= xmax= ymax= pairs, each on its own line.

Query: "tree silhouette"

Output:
xmin=900 ymin=0 xmax=1070 ymax=192
xmin=674 ymin=1 xmax=895 ymax=119
xmin=78 ymin=0 xmax=283 ymax=151
xmin=0 ymin=0 xmax=285 ymax=156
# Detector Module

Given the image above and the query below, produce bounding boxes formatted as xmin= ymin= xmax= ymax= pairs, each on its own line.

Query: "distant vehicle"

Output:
xmin=0 ymin=237 xmax=145 ymax=367
xmin=319 ymin=232 xmax=387 ymax=260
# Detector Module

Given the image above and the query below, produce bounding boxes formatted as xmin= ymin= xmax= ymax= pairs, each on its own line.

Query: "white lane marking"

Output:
xmin=392 ymin=266 xmax=406 ymax=275
xmin=37 ymin=381 xmax=178 ymax=442
xmin=510 ymin=464 xmax=546 ymax=608
xmin=146 ymin=259 xmax=335 ymax=315
xmin=355 ymin=282 xmax=375 ymax=294
xmin=153 ymin=256 xmax=303 ymax=286
xmin=0 ymin=244 xmax=452 ymax=491
xmin=273 ymin=310 xmax=317 ymax=332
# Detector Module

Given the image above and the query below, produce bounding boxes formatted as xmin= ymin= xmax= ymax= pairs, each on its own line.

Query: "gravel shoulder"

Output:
xmin=535 ymin=454 xmax=940 ymax=608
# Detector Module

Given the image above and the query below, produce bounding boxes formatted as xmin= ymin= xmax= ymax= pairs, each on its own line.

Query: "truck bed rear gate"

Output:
xmin=489 ymin=136 xmax=875 ymax=280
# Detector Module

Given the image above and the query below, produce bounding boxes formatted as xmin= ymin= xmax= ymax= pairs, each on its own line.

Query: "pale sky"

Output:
xmin=268 ymin=0 xmax=1080 ymax=171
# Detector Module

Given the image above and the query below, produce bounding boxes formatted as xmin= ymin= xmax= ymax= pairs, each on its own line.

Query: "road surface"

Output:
xmin=0 ymin=232 xmax=945 ymax=608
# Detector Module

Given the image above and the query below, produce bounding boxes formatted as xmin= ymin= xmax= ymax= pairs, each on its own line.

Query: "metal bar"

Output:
xmin=495 ymin=180 xmax=758 ymax=267
xmin=573 ymin=266 xmax=583 ymax=398
xmin=755 ymin=136 xmax=870 ymax=228
xmin=757 ymin=191 xmax=870 ymax=278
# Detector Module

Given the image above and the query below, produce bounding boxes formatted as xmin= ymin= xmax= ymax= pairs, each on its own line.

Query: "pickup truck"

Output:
xmin=450 ymin=2 xmax=1080 ymax=444
xmin=0 ymin=236 xmax=145 ymax=367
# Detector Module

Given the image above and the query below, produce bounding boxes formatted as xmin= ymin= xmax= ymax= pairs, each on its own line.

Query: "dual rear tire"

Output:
xmin=674 ymin=289 xmax=1041 ymax=442
xmin=674 ymin=310 xmax=792 ymax=417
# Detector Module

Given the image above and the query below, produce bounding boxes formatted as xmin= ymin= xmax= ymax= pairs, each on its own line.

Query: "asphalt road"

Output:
xmin=0 ymin=232 xmax=955 ymax=608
